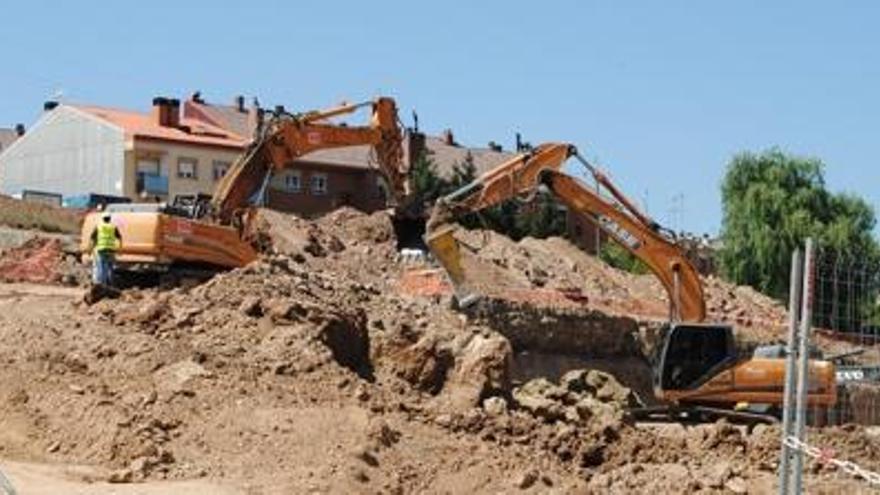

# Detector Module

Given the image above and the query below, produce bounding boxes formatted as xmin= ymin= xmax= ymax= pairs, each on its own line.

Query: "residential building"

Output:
xmin=0 ymin=98 xmax=244 ymax=201
xmin=0 ymin=124 xmax=24 ymax=156
xmin=0 ymin=94 xmax=516 ymax=217
xmin=6 ymin=95 xmax=573 ymax=226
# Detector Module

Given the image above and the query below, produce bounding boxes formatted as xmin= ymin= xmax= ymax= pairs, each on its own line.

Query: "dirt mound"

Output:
xmin=451 ymin=228 xmax=791 ymax=342
xmin=1 ymin=207 xmax=877 ymax=493
xmin=0 ymin=236 xmax=87 ymax=286
xmin=0 ymin=194 xmax=83 ymax=234
xmin=0 ymin=237 xmax=64 ymax=284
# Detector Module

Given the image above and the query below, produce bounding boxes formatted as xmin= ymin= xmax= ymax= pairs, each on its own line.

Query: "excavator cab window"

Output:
xmin=657 ymin=324 xmax=736 ymax=391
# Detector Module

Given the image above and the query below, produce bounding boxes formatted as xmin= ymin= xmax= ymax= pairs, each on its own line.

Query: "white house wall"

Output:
xmin=0 ymin=107 xmax=125 ymax=197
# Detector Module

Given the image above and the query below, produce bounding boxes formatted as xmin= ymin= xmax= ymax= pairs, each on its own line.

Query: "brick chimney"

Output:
xmin=441 ymin=128 xmax=455 ymax=146
xmin=247 ymin=98 xmax=263 ymax=139
xmin=14 ymin=124 xmax=25 ymax=136
xmin=406 ymin=131 xmax=426 ymax=167
xmin=43 ymin=101 xmax=59 ymax=112
xmin=234 ymin=95 xmax=246 ymax=113
xmin=152 ymin=97 xmax=180 ymax=127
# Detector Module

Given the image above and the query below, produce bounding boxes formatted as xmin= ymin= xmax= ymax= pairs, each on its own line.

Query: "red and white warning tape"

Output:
xmin=783 ymin=436 xmax=880 ymax=486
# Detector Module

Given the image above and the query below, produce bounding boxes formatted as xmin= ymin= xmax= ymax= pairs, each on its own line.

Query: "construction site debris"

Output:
xmin=0 ymin=206 xmax=877 ymax=492
xmin=0 ymin=237 xmax=87 ymax=285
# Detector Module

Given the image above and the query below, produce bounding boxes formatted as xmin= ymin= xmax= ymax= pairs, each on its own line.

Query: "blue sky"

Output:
xmin=1 ymin=1 xmax=878 ymax=235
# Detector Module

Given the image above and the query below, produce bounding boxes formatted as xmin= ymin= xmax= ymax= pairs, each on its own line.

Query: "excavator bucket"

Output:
xmin=424 ymin=225 xmax=480 ymax=307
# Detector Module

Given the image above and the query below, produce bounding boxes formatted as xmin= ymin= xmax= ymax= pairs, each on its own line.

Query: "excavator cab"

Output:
xmin=654 ymin=323 xmax=737 ymax=393
xmin=653 ymin=322 xmax=837 ymax=415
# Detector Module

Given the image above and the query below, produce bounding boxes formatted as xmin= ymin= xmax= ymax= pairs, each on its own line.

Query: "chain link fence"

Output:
xmin=811 ymin=247 xmax=880 ymax=426
xmin=779 ymin=240 xmax=880 ymax=493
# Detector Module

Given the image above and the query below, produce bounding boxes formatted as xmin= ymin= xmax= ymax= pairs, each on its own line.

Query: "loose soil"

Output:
xmin=0 ymin=207 xmax=877 ymax=494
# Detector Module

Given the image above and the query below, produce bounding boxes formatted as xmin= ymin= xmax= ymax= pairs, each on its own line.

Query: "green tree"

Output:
xmin=409 ymin=152 xmax=448 ymax=208
xmin=449 ymin=153 xmax=478 ymax=189
xmin=414 ymin=150 xmax=568 ymax=240
xmin=511 ymin=191 xmax=567 ymax=239
xmin=599 ymin=241 xmax=649 ymax=275
xmin=719 ymin=149 xmax=878 ymax=305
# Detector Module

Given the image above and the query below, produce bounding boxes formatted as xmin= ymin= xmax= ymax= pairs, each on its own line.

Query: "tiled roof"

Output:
xmin=291 ymin=137 xmax=516 ymax=176
xmin=421 ymin=136 xmax=517 ymax=177
xmin=0 ymin=128 xmax=18 ymax=153
xmin=72 ymin=104 xmax=247 ymax=149
xmin=180 ymin=97 xmax=516 ymax=174
xmin=183 ymin=99 xmax=252 ymax=139
xmin=71 ymin=96 xmax=516 ymax=175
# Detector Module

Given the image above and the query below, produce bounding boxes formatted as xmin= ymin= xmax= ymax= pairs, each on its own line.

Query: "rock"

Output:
xmin=264 ymin=299 xmax=306 ymax=321
xmin=513 ymin=469 xmax=539 ymax=489
xmin=135 ymin=300 xmax=167 ymax=324
xmin=154 ymin=360 xmax=213 ymax=395
xmin=560 ymin=369 xmax=590 ymax=393
xmin=238 ymin=296 xmax=262 ymax=317
xmin=482 ymin=396 xmax=508 ymax=416
xmin=513 ymin=378 xmax=567 ymax=421
xmin=354 ymin=384 xmax=370 ymax=402
xmin=129 ymin=456 xmax=154 ymax=477
xmin=46 ymin=441 xmax=61 ymax=453
xmin=587 ymin=370 xmax=634 ymax=406
xmin=366 ymin=419 xmax=400 ymax=449
xmin=440 ymin=333 xmax=512 ymax=411
xmin=725 ymin=476 xmax=747 ymax=494
xmin=574 ymin=396 xmax=621 ymax=424
xmin=107 ymin=468 xmax=133 ymax=484
xmin=434 ymin=414 xmax=453 ymax=428
xmin=351 ymin=468 xmax=370 ymax=483
xmin=699 ymin=461 xmax=732 ymax=489
xmin=354 ymin=445 xmax=380 ymax=467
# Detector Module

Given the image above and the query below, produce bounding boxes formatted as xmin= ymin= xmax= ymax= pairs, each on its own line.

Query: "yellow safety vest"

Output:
xmin=95 ymin=223 xmax=119 ymax=253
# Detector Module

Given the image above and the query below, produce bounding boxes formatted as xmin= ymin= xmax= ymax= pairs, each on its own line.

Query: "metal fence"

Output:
xmin=779 ymin=239 xmax=880 ymax=493
xmin=812 ymin=245 xmax=880 ymax=426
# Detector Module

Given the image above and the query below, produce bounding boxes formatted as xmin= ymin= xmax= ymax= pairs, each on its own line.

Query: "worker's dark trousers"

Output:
xmin=92 ymin=251 xmax=115 ymax=286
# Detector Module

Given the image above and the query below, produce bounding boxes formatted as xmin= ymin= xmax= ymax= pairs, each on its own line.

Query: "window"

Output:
xmin=283 ymin=171 xmax=302 ymax=192
xmin=212 ymin=161 xmax=230 ymax=181
xmin=135 ymin=158 xmax=167 ymax=195
xmin=310 ymin=173 xmax=328 ymax=195
xmin=136 ymin=158 xmax=160 ymax=175
xmin=177 ymin=158 xmax=198 ymax=179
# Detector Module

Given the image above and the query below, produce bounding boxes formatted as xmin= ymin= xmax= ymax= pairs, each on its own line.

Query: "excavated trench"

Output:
xmin=468 ymin=298 xmax=663 ymax=404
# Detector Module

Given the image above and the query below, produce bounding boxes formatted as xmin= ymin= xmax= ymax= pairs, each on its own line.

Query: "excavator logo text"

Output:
xmin=596 ymin=214 xmax=641 ymax=250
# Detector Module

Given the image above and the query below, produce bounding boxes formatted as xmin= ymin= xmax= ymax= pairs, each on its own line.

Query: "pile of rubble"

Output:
xmin=453 ymin=227 xmax=788 ymax=338
xmin=1 ymin=206 xmax=879 ymax=492
xmin=0 ymin=237 xmax=85 ymax=285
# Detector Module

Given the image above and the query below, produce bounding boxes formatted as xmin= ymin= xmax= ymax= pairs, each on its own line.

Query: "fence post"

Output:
xmin=793 ymin=238 xmax=816 ymax=494
xmin=779 ymin=248 xmax=803 ymax=494
xmin=0 ymin=464 xmax=15 ymax=495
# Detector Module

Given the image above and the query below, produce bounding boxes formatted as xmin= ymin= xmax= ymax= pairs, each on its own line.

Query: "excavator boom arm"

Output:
xmin=428 ymin=142 xmax=575 ymax=231
xmin=540 ymin=170 xmax=706 ymax=322
xmin=426 ymin=143 xmax=706 ymax=322
xmin=210 ymin=97 xmax=406 ymax=223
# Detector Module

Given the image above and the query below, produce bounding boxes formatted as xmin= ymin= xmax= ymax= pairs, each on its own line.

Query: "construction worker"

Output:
xmin=90 ymin=214 xmax=122 ymax=286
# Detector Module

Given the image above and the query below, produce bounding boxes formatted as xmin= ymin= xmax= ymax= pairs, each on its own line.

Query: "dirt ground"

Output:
xmin=0 ymin=206 xmax=879 ymax=494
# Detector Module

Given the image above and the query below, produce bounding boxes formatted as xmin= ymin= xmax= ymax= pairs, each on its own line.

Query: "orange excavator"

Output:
xmin=425 ymin=143 xmax=836 ymax=421
xmin=81 ymin=97 xmax=408 ymax=273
